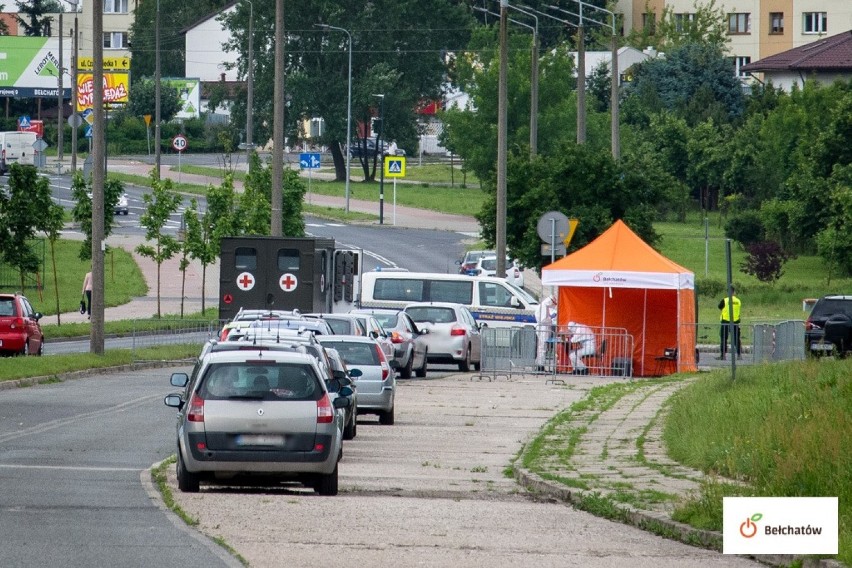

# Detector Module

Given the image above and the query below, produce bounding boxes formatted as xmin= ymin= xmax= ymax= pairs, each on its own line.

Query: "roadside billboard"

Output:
xmin=163 ymin=78 xmax=201 ymax=119
xmin=76 ymin=72 xmax=130 ymax=112
xmin=0 ymin=36 xmax=72 ymax=98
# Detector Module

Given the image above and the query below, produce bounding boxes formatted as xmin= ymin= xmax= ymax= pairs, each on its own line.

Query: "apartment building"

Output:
xmin=42 ymin=0 xmax=134 ymax=62
xmin=613 ymin=1 xmax=852 ymax=78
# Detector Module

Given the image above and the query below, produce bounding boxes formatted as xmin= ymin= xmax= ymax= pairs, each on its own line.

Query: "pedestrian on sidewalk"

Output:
xmin=718 ymin=286 xmax=742 ymax=360
xmin=82 ymin=270 xmax=92 ymax=318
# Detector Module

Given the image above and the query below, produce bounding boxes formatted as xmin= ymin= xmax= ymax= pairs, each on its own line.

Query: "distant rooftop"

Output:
xmin=742 ymin=30 xmax=852 ymax=72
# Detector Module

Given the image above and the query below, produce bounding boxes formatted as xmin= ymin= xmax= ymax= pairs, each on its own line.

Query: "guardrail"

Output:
xmin=130 ymin=319 xmax=219 ymax=363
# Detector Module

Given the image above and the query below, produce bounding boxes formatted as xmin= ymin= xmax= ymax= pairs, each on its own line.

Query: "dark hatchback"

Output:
xmin=805 ymin=295 xmax=852 ymax=357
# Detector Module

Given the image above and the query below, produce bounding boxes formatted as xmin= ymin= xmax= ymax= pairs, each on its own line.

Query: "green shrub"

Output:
xmin=724 ymin=210 xmax=765 ymax=247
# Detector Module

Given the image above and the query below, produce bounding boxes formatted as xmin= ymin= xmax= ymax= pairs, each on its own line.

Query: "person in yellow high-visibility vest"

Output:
xmin=718 ymin=287 xmax=742 ymax=360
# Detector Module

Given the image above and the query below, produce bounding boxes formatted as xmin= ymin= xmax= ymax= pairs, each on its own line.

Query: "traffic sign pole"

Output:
xmin=393 ymin=178 xmax=397 ymax=225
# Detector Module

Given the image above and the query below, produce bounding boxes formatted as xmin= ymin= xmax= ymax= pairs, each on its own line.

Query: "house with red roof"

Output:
xmin=742 ymin=30 xmax=852 ymax=90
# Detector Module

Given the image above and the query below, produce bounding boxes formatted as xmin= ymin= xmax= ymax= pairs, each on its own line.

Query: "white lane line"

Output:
xmin=0 ymin=464 xmax=141 ymax=472
xmin=305 ymin=231 xmax=398 ymax=269
xmin=457 ymin=232 xmax=479 ymax=237
xmin=326 ymin=223 xmax=345 ymax=227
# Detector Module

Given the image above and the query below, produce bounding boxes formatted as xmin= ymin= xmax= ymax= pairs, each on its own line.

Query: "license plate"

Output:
xmin=810 ymin=343 xmax=834 ymax=351
xmin=235 ymin=434 xmax=285 ymax=446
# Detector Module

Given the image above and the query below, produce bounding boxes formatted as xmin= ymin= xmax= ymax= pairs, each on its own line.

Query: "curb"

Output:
xmin=514 ymin=467 xmax=845 ymax=568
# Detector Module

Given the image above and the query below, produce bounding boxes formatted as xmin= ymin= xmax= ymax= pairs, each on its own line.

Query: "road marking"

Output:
xmin=0 ymin=464 xmax=141 ymax=472
xmin=457 ymin=232 xmax=479 ymax=237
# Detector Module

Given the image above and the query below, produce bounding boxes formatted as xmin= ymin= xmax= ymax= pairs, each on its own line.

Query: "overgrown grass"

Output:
xmin=664 ymin=359 xmax=852 ymax=565
xmin=0 ymin=239 xmax=147 ymax=316
xmin=0 ymin=344 xmax=201 ymax=383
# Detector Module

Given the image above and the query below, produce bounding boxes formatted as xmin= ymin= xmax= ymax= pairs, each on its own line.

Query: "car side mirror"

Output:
xmin=370 ymin=331 xmax=379 ymax=339
xmin=33 ymin=312 xmax=43 ymax=321
xmin=349 ymin=368 xmax=363 ymax=378
xmin=333 ymin=396 xmax=351 ymax=409
xmin=170 ymin=372 xmax=189 ymax=387
xmin=332 ymin=370 xmax=347 ymax=381
xmin=419 ymin=328 xmax=429 ymax=335
xmin=338 ymin=385 xmax=354 ymax=397
xmin=164 ymin=393 xmax=183 ymax=409
xmin=510 ymin=296 xmax=520 ymax=308
xmin=455 ymin=259 xmax=462 ymax=265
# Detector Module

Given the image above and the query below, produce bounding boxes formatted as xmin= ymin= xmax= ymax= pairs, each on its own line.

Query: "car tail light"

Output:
xmin=10 ymin=317 xmax=23 ymax=329
xmin=450 ymin=326 xmax=466 ymax=336
xmin=316 ymin=393 xmax=334 ymax=424
xmin=804 ymin=319 xmax=820 ymax=331
xmin=374 ymin=344 xmax=390 ymax=380
xmin=187 ymin=393 xmax=205 ymax=422
xmin=390 ymin=331 xmax=404 ymax=344
xmin=220 ymin=328 xmax=230 ymax=341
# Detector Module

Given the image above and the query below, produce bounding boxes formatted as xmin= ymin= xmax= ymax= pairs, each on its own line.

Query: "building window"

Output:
xmin=802 ymin=12 xmax=827 ymax=34
xmin=103 ymin=32 xmax=128 ymax=49
xmin=103 ymin=0 xmax=128 ymax=14
xmin=732 ymin=56 xmax=751 ymax=77
xmin=769 ymin=12 xmax=784 ymax=34
xmin=642 ymin=12 xmax=656 ymax=35
xmin=727 ymin=13 xmax=750 ymax=34
xmin=674 ymin=13 xmax=694 ymax=33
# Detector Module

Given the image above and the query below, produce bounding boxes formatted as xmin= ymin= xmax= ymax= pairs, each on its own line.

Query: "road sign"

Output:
xmin=81 ymin=108 xmax=94 ymax=125
xmin=84 ymin=126 xmax=93 ymax=138
xmin=564 ymin=219 xmax=579 ymax=248
xmin=299 ymin=152 xmax=321 ymax=169
xmin=172 ymin=134 xmax=188 ymax=152
xmin=18 ymin=115 xmax=31 ymax=129
xmin=541 ymin=243 xmax=567 ymax=257
xmin=384 ymin=156 xmax=406 ymax=178
xmin=32 ymin=139 xmax=48 ymax=152
xmin=537 ymin=211 xmax=569 ymax=244
xmin=143 ymin=114 xmax=152 ymax=127
xmin=67 ymin=113 xmax=83 ymax=128
xmin=77 ymin=56 xmax=131 ymax=71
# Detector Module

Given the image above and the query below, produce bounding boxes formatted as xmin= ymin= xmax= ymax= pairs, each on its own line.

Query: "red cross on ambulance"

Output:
xmin=280 ymin=273 xmax=298 ymax=292
xmin=236 ymin=271 xmax=255 ymax=291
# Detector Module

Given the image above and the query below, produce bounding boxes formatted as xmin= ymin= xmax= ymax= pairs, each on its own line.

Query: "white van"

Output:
xmin=358 ymin=271 xmax=539 ymax=328
xmin=0 ymin=131 xmax=37 ymax=174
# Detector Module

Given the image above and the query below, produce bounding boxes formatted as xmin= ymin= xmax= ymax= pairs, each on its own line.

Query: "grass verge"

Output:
xmin=0 ymin=344 xmax=200 ymax=383
xmin=41 ymin=307 xmax=220 ymax=340
xmin=664 ymin=360 xmax=851 ymax=565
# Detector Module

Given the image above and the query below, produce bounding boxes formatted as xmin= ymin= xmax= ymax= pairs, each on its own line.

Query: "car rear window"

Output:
xmin=198 ymin=362 xmax=321 ymax=401
xmin=374 ymin=278 xmax=425 ymax=302
xmin=812 ymin=299 xmax=852 ymax=318
xmin=0 ymin=299 xmax=15 ymax=317
xmin=321 ymin=341 xmax=379 ymax=366
xmin=372 ymin=313 xmax=397 ymax=329
xmin=406 ymin=307 xmax=457 ymax=324
xmin=324 ymin=318 xmax=352 ymax=335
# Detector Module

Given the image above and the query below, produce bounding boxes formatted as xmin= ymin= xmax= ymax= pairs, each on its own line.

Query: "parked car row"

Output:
xmin=457 ymin=249 xmax=525 ymax=288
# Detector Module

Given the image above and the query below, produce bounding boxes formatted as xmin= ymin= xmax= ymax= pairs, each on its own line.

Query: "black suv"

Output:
xmin=805 ymin=295 xmax=852 ymax=357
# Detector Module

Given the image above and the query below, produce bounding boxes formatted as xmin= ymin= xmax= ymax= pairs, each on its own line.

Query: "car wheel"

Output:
xmin=400 ymin=349 xmax=414 ymax=379
xmin=458 ymin=346 xmax=471 ymax=372
xmin=472 ymin=356 xmax=481 ymax=372
xmin=20 ymin=340 xmax=29 ymax=357
xmin=315 ymin=464 xmax=339 ymax=496
xmin=343 ymin=412 xmax=356 ymax=440
xmin=415 ymin=350 xmax=428 ymax=378
xmin=176 ymin=450 xmax=200 ymax=493
xmin=37 ymin=339 xmax=44 ymax=356
xmin=379 ymin=406 xmax=395 ymax=425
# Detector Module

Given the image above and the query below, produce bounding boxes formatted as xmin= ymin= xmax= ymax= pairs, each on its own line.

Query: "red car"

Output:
xmin=0 ymin=293 xmax=44 ymax=356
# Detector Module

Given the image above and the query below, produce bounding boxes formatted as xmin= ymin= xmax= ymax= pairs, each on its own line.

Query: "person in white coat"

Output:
xmin=535 ymin=293 xmax=557 ymax=369
xmin=566 ymin=321 xmax=596 ymax=375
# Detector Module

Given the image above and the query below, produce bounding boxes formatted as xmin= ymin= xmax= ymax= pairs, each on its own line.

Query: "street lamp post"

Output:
xmin=154 ymin=0 xmax=161 ymax=179
xmin=496 ymin=0 xmax=508 ymax=278
xmin=316 ymin=24 xmax=353 ymax=213
xmin=372 ymin=93 xmax=385 ymax=225
xmin=57 ymin=12 xmax=63 ymax=166
xmin=245 ymin=0 xmax=254 ymax=156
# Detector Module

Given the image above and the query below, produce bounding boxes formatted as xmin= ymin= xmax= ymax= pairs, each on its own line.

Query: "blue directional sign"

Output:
xmin=299 ymin=152 xmax=321 ymax=169
xmin=18 ymin=115 xmax=31 ymax=128
xmin=84 ymin=126 xmax=93 ymax=138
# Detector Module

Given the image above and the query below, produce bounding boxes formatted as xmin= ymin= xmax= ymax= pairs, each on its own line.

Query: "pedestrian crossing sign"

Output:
xmin=384 ymin=156 xmax=406 ymax=178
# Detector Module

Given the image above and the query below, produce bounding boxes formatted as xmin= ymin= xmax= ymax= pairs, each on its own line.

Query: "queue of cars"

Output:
xmin=457 ymin=249 xmax=526 ymax=289
xmin=164 ymin=302 xmax=486 ymax=495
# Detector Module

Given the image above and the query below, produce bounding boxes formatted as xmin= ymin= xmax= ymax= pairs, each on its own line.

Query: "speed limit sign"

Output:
xmin=172 ymin=134 xmax=188 ymax=152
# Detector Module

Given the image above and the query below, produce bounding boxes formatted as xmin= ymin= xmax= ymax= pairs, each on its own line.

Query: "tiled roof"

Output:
xmin=742 ymin=30 xmax=852 ymax=72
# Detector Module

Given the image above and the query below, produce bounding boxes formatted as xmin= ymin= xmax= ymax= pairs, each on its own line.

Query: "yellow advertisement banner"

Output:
xmin=76 ymin=72 xmax=130 ymax=112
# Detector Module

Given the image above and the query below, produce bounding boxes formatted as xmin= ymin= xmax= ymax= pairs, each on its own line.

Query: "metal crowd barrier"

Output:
xmin=474 ymin=324 xmax=634 ymax=381
xmin=130 ymin=319 xmax=220 ymax=362
xmin=691 ymin=320 xmax=805 ymax=369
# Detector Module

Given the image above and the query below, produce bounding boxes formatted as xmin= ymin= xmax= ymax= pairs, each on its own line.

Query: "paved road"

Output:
xmin=0 ymin=367 xmax=240 ymax=568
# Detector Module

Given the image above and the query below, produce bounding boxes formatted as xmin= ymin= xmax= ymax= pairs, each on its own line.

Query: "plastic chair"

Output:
xmin=654 ymin=347 xmax=678 ymax=376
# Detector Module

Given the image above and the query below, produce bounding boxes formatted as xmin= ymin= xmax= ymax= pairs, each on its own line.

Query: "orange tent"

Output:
xmin=541 ymin=220 xmax=697 ymax=376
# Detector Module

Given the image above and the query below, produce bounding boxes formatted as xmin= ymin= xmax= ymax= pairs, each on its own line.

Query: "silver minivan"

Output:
xmin=164 ymin=350 xmax=351 ymax=495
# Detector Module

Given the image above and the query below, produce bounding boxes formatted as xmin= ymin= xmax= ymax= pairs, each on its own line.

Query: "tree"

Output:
xmin=70 ymin=172 xmax=124 ymax=261
xmin=183 ymin=197 xmax=217 ymax=314
xmin=135 ymin=175 xmax=182 ymax=318
xmin=622 ymin=42 xmax=744 ymax=127
xmin=0 ymin=165 xmax=47 ymax=290
xmin=625 ymin=0 xmax=728 ymax=53
xmin=740 ymin=241 xmax=791 ymax=284
xmin=122 ymin=77 xmax=182 ymax=122
xmin=234 ymin=152 xmax=306 ymax=236
xmin=220 ymin=0 xmax=472 ymax=181
xmin=17 ymin=0 xmax=60 ymax=36
xmin=38 ymin=201 xmax=65 ymax=325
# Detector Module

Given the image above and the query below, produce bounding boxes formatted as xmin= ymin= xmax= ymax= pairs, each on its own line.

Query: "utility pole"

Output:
xmin=71 ymin=10 xmax=78 ymax=171
xmin=154 ymin=0 xmax=161 ymax=179
xmin=57 ymin=12 xmax=63 ymax=165
xmin=91 ymin=0 xmax=105 ymax=354
xmin=245 ymin=0 xmax=254 ymax=155
xmin=372 ymin=93 xmax=385 ymax=224
xmin=496 ymin=0 xmax=508 ymax=279
xmin=576 ymin=3 xmax=586 ymax=144
xmin=271 ymin=0 xmax=284 ymax=236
